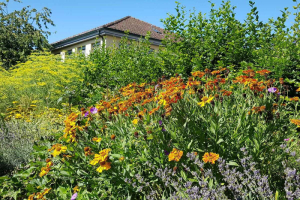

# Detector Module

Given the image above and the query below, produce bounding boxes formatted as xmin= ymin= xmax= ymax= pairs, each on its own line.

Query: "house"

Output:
xmin=51 ymin=16 xmax=165 ymax=57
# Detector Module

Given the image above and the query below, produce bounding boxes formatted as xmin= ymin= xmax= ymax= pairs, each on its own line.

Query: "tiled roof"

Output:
xmin=51 ymin=16 xmax=165 ymax=45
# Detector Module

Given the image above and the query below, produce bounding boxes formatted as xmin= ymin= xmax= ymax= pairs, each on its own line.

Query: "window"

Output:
xmin=92 ymin=41 xmax=100 ymax=48
xmin=78 ymin=46 xmax=86 ymax=55
xmin=67 ymin=49 xmax=72 ymax=55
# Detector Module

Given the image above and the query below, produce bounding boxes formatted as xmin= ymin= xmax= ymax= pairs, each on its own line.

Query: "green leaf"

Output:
xmin=227 ymin=161 xmax=239 ymax=167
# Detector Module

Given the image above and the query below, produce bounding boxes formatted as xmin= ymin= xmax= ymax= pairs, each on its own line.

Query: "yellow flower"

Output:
xmin=43 ymin=188 xmax=52 ymax=196
xmin=119 ymin=156 xmax=125 ymax=161
xmin=132 ymin=119 xmax=139 ymax=125
xmin=28 ymin=193 xmax=35 ymax=200
xmin=48 ymin=144 xmax=67 ymax=157
xmin=92 ymin=137 xmax=102 ymax=142
xmin=90 ymin=148 xmax=111 ymax=165
xmin=96 ymin=162 xmax=111 ymax=173
xmin=15 ymin=113 xmax=22 ymax=119
xmin=168 ymin=148 xmax=183 ymax=162
xmin=296 ymin=87 xmax=300 ymax=92
xmin=197 ymin=96 xmax=214 ymax=107
xmin=39 ymin=167 xmax=50 ymax=177
xmin=202 ymin=152 xmax=219 ymax=164
xmin=12 ymin=101 xmax=18 ymax=104
xmin=73 ymin=186 xmax=79 ymax=193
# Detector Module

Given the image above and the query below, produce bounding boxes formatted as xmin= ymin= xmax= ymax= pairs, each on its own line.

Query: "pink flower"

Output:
xmin=284 ymin=138 xmax=290 ymax=141
xmin=71 ymin=193 xmax=78 ymax=200
xmin=90 ymin=107 xmax=98 ymax=114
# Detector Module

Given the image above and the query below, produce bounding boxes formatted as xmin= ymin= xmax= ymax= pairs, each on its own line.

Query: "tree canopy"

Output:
xmin=0 ymin=0 xmax=54 ymax=70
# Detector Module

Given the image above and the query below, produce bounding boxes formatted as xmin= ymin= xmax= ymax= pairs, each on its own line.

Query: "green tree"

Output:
xmin=0 ymin=0 xmax=54 ymax=70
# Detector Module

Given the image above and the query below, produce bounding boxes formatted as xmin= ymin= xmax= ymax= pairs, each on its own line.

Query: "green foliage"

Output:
xmin=0 ymin=51 xmax=85 ymax=112
xmin=1 ymin=70 xmax=299 ymax=199
xmin=161 ymin=1 xmax=300 ymax=86
xmin=0 ymin=0 xmax=54 ymax=70
xmin=85 ymin=34 xmax=163 ymax=89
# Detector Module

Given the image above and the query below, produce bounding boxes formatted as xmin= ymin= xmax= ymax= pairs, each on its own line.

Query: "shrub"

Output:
xmin=161 ymin=1 xmax=300 ymax=87
xmin=0 ymin=51 xmax=85 ymax=112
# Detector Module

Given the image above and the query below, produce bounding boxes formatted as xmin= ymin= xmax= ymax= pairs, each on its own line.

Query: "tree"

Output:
xmin=0 ymin=0 xmax=54 ymax=70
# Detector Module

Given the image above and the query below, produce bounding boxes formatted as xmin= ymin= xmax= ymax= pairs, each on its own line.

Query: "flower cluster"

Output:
xmin=168 ymin=148 xmax=183 ymax=162
xmin=89 ymin=148 xmax=112 ymax=173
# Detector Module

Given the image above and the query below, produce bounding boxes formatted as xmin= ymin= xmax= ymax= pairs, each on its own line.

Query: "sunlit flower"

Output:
xmin=48 ymin=144 xmax=67 ymax=157
xmin=290 ymin=97 xmax=299 ymax=101
xmin=90 ymin=107 xmax=98 ymax=114
xmin=39 ymin=166 xmax=50 ymax=177
xmin=267 ymin=87 xmax=277 ymax=93
xmin=290 ymin=119 xmax=300 ymax=127
xmin=119 ymin=156 xmax=125 ymax=161
xmin=90 ymin=148 xmax=111 ymax=165
xmin=111 ymin=134 xmax=116 ymax=140
xmin=202 ymin=152 xmax=219 ymax=164
xmin=296 ymin=87 xmax=300 ymax=92
xmin=15 ymin=113 xmax=22 ymax=119
xmin=132 ymin=119 xmax=139 ymax=125
xmin=73 ymin=186 xmax=79 ymax=193
xmin=168 ymin=148 xmax=183 ymax=162
xmin=92 ymin=137 xmax=102 ymax=142
xmin=28 ymin=193 xmax=35 ymax=200
xmin=197 ymin=96 xmax=214 ymax=107
xmin=71 ymin=193 xmax=78 ymax=200
xmin=84 ymin=147 xmax=93 ymax=156
xmin=96 ymin=162 xmax=111 ymax=173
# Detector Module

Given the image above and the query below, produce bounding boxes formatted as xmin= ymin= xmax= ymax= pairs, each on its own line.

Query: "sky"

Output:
xmin=4 ymin=0 xmax=299 ymax=44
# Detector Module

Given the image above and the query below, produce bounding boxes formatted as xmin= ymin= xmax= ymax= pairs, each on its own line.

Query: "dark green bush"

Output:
xmin=161 ymin=1 xmax=300 ymax=87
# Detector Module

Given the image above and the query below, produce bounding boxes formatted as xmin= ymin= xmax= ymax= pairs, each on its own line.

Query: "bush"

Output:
xmin=0 ymin=51 xmax=85 ymax=112
xmin=161 ymin=1 xmax=300 ymax=87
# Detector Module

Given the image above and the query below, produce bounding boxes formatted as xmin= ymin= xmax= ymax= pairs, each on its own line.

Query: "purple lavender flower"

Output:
xmin=71 ymin=193 xmax=78 ymax=200
xmin=159 ymin=120 xmax=163 ymax=126
xmin=268 ymin=87 xmax=277 ymax=93
xmin=290 ymin=151 xmax=296 ymax=157
xmin=164 ymin=150 xmax=170 ymax=156
xmin=284 ymin=138 xmax=290 ymax=141
xmin=90 ymin=107 xmax=98 ymax=114
xmin=162 ymin=127 xmax=166 ymax=132
xmin=84 ymin=111 xmax=89 ymax=117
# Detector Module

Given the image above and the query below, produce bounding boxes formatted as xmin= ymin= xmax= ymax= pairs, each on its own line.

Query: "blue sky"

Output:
xmin=5 ymin=0 xmax=299 ymax=43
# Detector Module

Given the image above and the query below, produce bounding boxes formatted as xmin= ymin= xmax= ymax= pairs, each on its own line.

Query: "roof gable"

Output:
xmin=51 ymin=16 xmax=165 ymax=47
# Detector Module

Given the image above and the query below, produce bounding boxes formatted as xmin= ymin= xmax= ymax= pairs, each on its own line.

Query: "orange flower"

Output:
xmin=84 ymin=147 xmax=93 ymax=156
xmin=119 ymin=156 xmax=125 ymax=161
xmin=290 ymin=119 xmax=300 ymax=127
xmin=279 ymin=78 xmax=284 ymax=85
xmin=222 ymin=90 xmax=232 ymax=96
xmin=111 ymin=134 xmax=116 ymax=140
xmin=290 ymin=97 xmax=299 ymax=101
xmin=202 ymin=152 xmax=219 ymax=164
xmin=296 ymin=87 xmax=300 ymax=92
xmin=256 ymin=69 xmax=271 ymax=75
xmin=168 ymin=148 xmax=183 ymax=162
xmin=92 ymin=137 xmax=102 ymax=142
